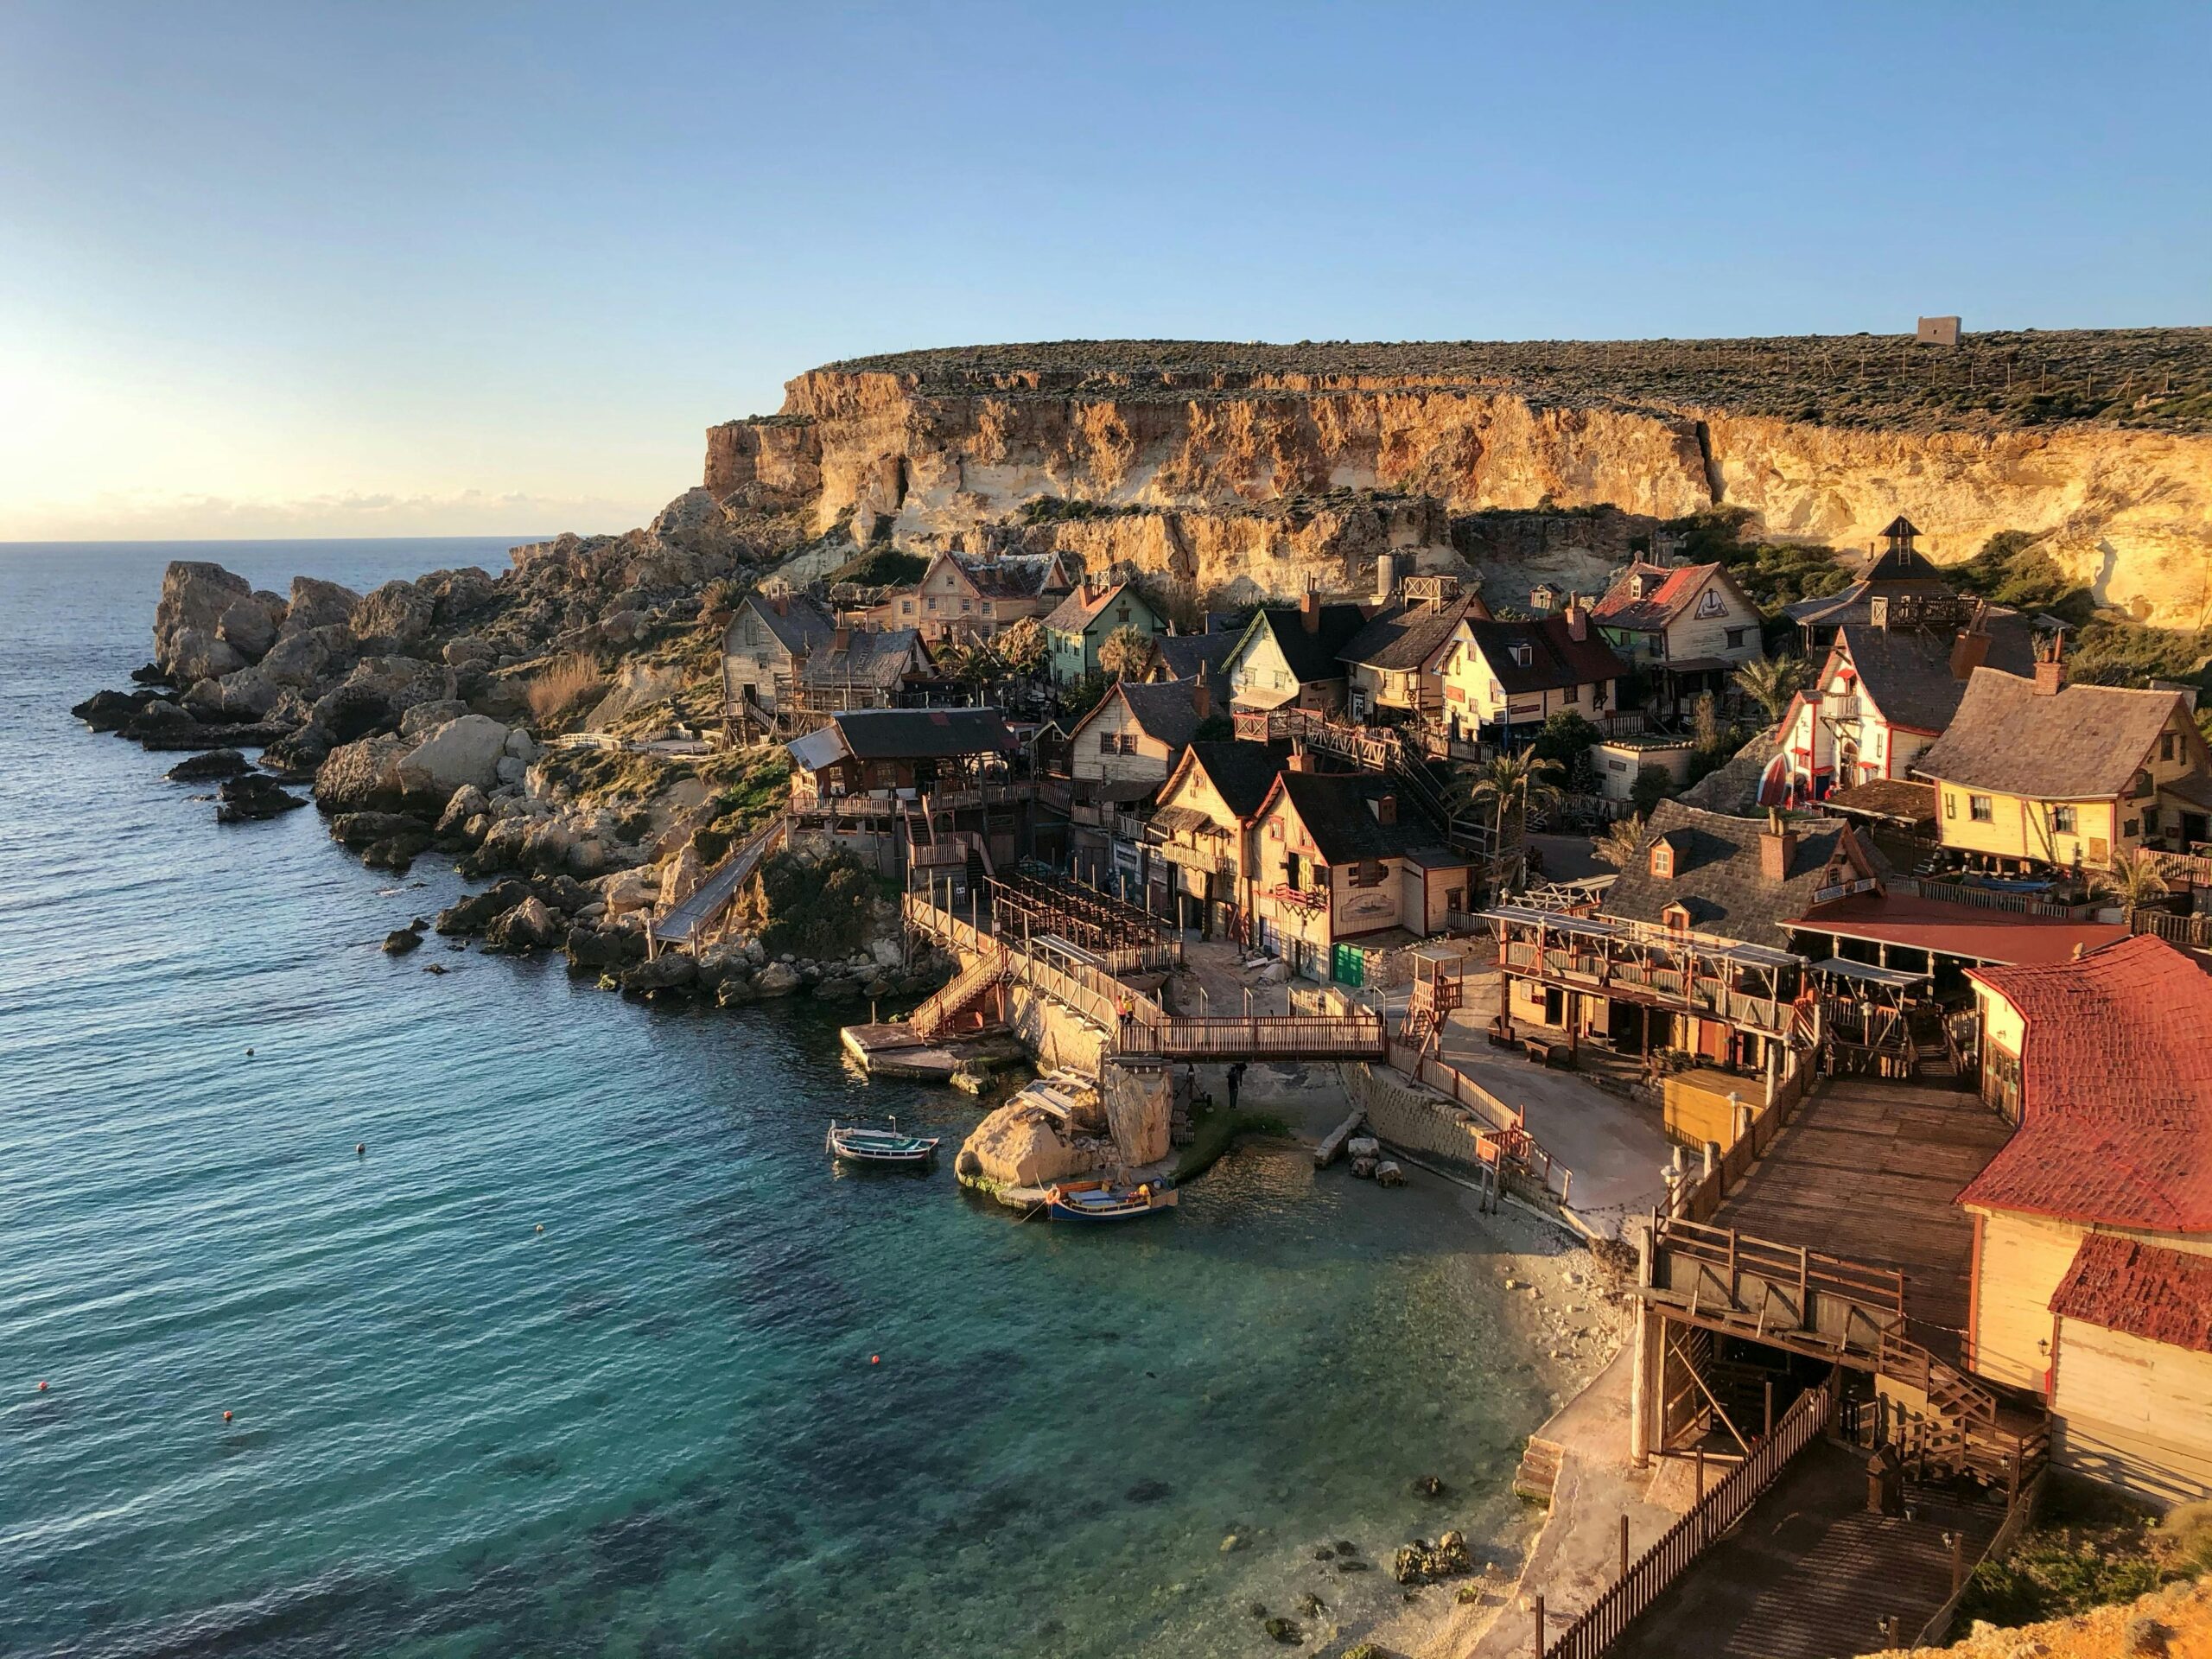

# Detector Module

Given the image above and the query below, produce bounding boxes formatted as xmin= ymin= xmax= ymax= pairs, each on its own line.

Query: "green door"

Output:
xmin=1332 ymin=943 xmax=1363 ymax=988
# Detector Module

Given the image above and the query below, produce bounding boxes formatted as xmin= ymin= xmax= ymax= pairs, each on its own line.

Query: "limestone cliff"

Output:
xmin=705 ymin=335 xmax=2212 ymax=625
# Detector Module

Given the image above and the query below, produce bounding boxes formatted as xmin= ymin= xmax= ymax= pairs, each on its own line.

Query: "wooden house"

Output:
xmin=1913 ymin=658 xmax=2212 ymax=872
xmin=1147 ymin=739 xmax=1291 ymax=939
xmin=865 ymin=551 xmax=1071 ymax=642
xmin=797 ymin=625 xmax=933 ymax=713
xmin=1432 ymin=604 xmax=1627 ymax=741
xmin=1148 ymin=627 xmax=1242 ymax=684
xmin=1064 ymin=674 xmax=1215 ymax=899
xmin=1338 ymin=585 xmax=1484 ymax=724
xmin=1592 ymin=560 xmax=1764 ymax=706
xmin=1784 ymin=517 xmax=1956 ymax=653
xmin=785 ymin=708 xmax=1016 ymax=803
xmin=1042 ymin=579 xmax=1166 ymax=686
xmin=722 ymin=590 xmax=834 ymax=718
xmin=1959 ymin=935 xmax=2212 ymax=1501
xmin=1249 ymin=758 xmax=1472 ymax=985
xmin=1220 ymin=592 xmax=1369 ymax=713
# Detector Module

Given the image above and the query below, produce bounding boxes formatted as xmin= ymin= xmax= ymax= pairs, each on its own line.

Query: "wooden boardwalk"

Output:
xmin=1715 ymin=1078 xmax=2012 ymax=1364
xmin=1606 ymin=1441 xmax=2000 ymax=1659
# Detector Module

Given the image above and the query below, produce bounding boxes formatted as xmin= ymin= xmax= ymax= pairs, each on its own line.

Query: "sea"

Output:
xmin=0 ymin=539 xmax=1557 ymax=1658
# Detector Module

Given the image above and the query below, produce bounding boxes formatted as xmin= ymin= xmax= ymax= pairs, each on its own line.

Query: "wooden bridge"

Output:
xmin=1115 ymin=1012 xmax=1386 ymax=1062
xmin=650 ymin=816 xmax=788 ymax=954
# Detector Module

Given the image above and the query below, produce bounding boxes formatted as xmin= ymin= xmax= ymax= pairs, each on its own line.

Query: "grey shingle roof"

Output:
xmin=1840 ymin=612 xmax=2040 ymax=734
xmin=1184 ymin=740 xmax=1292 ymax=818
xmin=1272 ymin=770 xmax=1456 ymax=865
xmin=1600 ymin=799 xmax=1885 ymax=945
xmin=1247 ymin=604 xmax=1370 ymax=683
xmin=1461 ymin=616 xmax=1628 ymax=695
xmin=1116 ymin=678 xmax=1207 ymax=748
xmin=1912 ymin=669 xmax=2190 ymax=798
xmin=742 ymin=592 xmax=835 ymax=655
xmin=1339 ymin=596 xmax=1478 ymax=671
xmin=802 ymin=628 xmax=924 ymax=690
xmin=1155 ymin=631 xmax=1239 ymax=681
xmin=801 ymin=707 xmax=1015 ymax=763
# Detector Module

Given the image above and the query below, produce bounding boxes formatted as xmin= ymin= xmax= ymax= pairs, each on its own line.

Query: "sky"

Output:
xmin=1 ymin=2 xmax=2205 ymax=543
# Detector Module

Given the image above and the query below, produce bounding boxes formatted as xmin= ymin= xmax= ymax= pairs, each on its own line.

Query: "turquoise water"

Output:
xmin=0 ymin=542 xmax=1555 ymax=1657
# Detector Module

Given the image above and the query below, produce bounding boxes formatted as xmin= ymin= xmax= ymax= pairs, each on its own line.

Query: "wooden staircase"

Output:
xmin=905 ymin=944 xmax=1008 ymax=1040
xmin=1876 ymin=1327 xmax=2048 ymax=1488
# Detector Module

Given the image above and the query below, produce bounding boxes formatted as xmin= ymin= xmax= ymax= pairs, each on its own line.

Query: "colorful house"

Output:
xmin=1220 ymin=592 xmax=1369 ymax=713
xmin=1912 ymin=658 xmax=2212 ymax=872
xmin=1338 ymin=588 xmax=1484 ymax=723
xmin=1042 ymin=579 xmax=1166 ymax=686
xmin=1592 ymin=560 xmax=1764 ymax=706
xmin=1959 ymin=935 xmax=2212 ymax=1502
xmin=1147 ymin=739 xmax=1290 ymax=938
xmin=1432 ymin=604 xmax=1627 ymax=740
xmin=866 ymin=551 xmax=1071 ymax=643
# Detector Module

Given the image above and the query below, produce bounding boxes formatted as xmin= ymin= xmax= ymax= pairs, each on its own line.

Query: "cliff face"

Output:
xmin=706 ymin=346 xmax=2212 ymax=625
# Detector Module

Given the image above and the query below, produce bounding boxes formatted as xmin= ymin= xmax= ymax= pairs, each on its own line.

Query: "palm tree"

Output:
xmin=2095 ymin=846 xmax=2170 ymax=919
xmin=1096 ymin=624 xmax=1155 ymax=682
xmin=1592 ymin=814 xmax=1647 ymax=871
xmin=941 ymin=645 xmax=996 ymax=705
xmin=1732 ymin=654 xmax=1808 ymax=726
xmin=1451 ymin=751 xmax=1566 ymax=867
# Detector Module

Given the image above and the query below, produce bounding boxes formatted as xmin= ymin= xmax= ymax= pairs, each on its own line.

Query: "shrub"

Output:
xmin=1629 ymin=763 xmax=1675 ymax=816
xmin=526 ymin=652 xmax=604 ymax=726
xmin=751 ymin=851 xmax=876 ymax=959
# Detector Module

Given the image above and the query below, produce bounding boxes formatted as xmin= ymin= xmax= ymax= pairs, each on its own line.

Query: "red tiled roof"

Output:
xmin=1959 ymin=935 xmax=2212 ymax=1231
xmin=2050 ymin=1234 xmax=2212 ymax=1355
xmin=1789 ymin=892 xmax=2128 ymax=966
xmin=1593 ymin=562 xmax=1726 ymax=632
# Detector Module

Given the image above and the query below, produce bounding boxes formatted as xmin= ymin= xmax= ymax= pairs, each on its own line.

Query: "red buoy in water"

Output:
xmin=870 ymin=1355 xmax=880 ymax=1365
xmin=36 ymin=1381 xmax=48 ymax=1392
xmin=223 ymin=1409 xmax=233 ymax=1422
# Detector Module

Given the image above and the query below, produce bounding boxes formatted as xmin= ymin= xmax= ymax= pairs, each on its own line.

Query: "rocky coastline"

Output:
xmin=73 ymin=492 xmax=953 ymax=1011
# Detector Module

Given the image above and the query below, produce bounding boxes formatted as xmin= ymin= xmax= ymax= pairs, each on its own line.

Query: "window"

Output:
xmin=1349 ymin=860 xmax=1387 ymax=888
xmin=1725 ymin=627 xmax=1748 ymax=649
xmin=2142 ymin=808 xmax=2160 ymax=836
xmin=1969 ymin=795 xmax=1993 ymax=823
xmin=1649 ymin=842 xmax=1674 ymax=878
xmin=1286 ymin=852 xmax=1303 ymax=890
xmin=926 ymin=597 xmax=938 ymax=612
xmin=2163 ymin=733 xmax=2177 ymax=762
xmin=2050 ymin=804 xmax=2076 ymax=835
xmin=1510 ymin=644 xmax=1532 ymax=667
xmin=1662 ymin=901 xmax=1692 ymax=931
xmin=1563 ymin=683 xmax=1580 ymax=704
xmin=982 ymin=603 xmax=994 ymax=617
xmin=900 ymin=600 xmax=914 ymax=614
xmin=1944 ymin=791 xmax=1956 ymax=820
xmin=2124 ymin=819 xmax=2140 ymax=839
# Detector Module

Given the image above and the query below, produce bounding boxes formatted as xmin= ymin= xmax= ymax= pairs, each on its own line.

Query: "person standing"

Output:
xmin=1225 ymin=1061 xmax=1246 ymax=1111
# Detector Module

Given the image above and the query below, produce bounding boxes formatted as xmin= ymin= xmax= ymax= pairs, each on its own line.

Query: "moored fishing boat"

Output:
xmin=1042 ymin=1179 xmax=1178 ymax=1222
xmin=826 ymin=1120 xmax=941 ymax=1166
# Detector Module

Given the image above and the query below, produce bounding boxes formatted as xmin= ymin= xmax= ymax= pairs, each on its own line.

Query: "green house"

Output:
xmin=1042 ymin=580 xmax=1164 ymax=686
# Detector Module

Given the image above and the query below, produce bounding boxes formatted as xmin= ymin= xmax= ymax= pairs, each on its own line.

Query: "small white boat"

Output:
xmin=826 ymin=1120 xmax=941 ymax=1167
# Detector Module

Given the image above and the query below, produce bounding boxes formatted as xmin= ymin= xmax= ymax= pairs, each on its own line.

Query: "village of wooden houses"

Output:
xmin=683 ymin=514 xmax=2212 ymax=1657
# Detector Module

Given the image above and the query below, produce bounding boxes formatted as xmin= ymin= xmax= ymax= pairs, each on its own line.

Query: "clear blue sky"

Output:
xmin=3 ymin=1 xmax=2204 ymax=539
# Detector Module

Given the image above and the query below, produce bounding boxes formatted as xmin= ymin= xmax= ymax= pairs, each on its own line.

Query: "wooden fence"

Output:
xmin=1541 ymin=1382 xmax=1834 ymax=1659
xmin=1910 ymin=1471 xmax=2046 ymax=1649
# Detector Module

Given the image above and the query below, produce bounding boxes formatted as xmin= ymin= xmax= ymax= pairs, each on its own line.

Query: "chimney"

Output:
xmin=1287 ymin=741 xmax=1313 ymax=773
xmin=1374 ymin=552 xmax=1398 ymax=607
xmin=772 ymin=592 xmax=787 ymax=616
xmin=1565 ymin=594 xmax=1588 ymax=643
xmin=1190 ymin=664 xmax=1211 ymax=721
xmin=832 ymin=624 xmax=851 ymax=654
xmin=2033 ymin=636 xmax=2066 ymax=696
xmin=1759 ymin=809 xmax=1796 ymax=884
xmin=1369 ymin=791 xmax=1397 ymax=826
xmin=1300 ymin=585 xmax=1320 ymax=634
xmin=1950 ymin=626 xmax=1990 ymax=682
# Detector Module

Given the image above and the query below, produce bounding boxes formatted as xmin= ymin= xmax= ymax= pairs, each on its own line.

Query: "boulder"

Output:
xmin=258 ymin=626 xmax=340 ymax=690
xmin=715 ymin=976 xmax=758 ymax=1007
xmin=166 ymin=627 xmax=246 ymax=684
xmin=397 ymin=714 xmax=511 ymax=799
xmin=363 ymin=836 xmax=425 ymax=873
xmin=504 ymin=728 xmax=539 ymax=763
xmin=280 ymin=576 xmax=361 ymax=638
xmin=564 ymin=925 xmax=644 ymax=972
xmin=181 ymin=678 xmax=229 ymax=722
xmin=600 ymin=866 xmax=657 ymax=915
xmin=436 ymin=879 xmax=531 ymax=936
xmin=443 ymin=634 xmax=497 ymax=669
xmin=215 ymin=594 xmax=283 ymax=662
xmin=258 ymin=725 xmax=331 ymax=780
xmin=210 ymin=665 xmax=286 ymax=721
xmin=310 ymin=657 xmax=448 ymax=740
xmin=348 ymin=580 xmax=435 ymax=654
xmin=215 ymin=773 xmax=307 ymax=823
xmin=119 ymin=700 xmax=203 ymax=744
xmin=658 ymin=845 xmax=703 ymax=908
xmin=72 ymin=689 xmax=162 ymax=731
xmin=619 ymin=954 xmax=697 ymax=997
xmin=435 ymin=784 xmax=492 ymax=843
xmin=957 ymin=1096 xmax=1105 ymax=1189
xmin=313 ymin=733 xmax=410 ymax=814
xmin=752 ymin=961 xmax=802 ymax=997
xmin=518 ymin=818 xmax=575 ymax=873
xmin=166 ymin=748 xmax=251 ymax=782
xmin=383 ymin=928 xmax=423 ymax=955
xmin=416 ymin=566 xmax=499 ymax=629
xmin=154 ymin=561 xmax=251 ymax=676
xmin=399 ymin=698 xmax=472 ymax=738
xmin=1375 ymin=1160 xmax=1405 ymax=1188
xmin=811 ymin=976 xmax=861 ymax=1001
xmin=484 ymin=896 xmax=561 ymax=953
xmin=330 ymin=810 xmax=431 ymax=851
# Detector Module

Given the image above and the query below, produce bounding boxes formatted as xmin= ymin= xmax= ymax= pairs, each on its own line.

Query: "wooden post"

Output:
xmin=1764 ymin=1379 xmax=1774 ymax=1440
xmin=1534 ymin=1594 xmax=1545 ymax=1655
xmin=1619 ymin=1512 xmax=1630 ymax=1582
xmin=1694 ymin=1444 xmax=1706 ymax=1502
xmin=1948 ymin=1529 xmax=1966 ymax=1593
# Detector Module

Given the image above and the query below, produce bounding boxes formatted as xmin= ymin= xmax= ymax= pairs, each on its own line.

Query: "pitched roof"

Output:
xmin=737 ymin=591 xmax=835 ymax=655
xmin=2050 ymin=1234 xmax=2212 ymax=1355
xmin=1601 ymin=799 xmax=1883 ymax=944
xmin=1838 ymin=613 xmax=2041 ymax=734
xmin=794 ymin=707 xmax=1016 ymax=765
xmin=1071 ymin=677 xmax=1209 ymax=749
xmin=1339 ymin=595 xmax=1480 ymax=671
xmin=1245 ymin=603 xmax=1370 ymax=684
xmin=951 ymin=552 xmax=1063 ymax=600
xmin=1960 ymin=935 xmax=2212 ymax=1231
xmin=1154 ymin=630 xmax=1239 ymax=682
xmin=1878 ymin=514 xmax=1922 ymax=541
xmin=1044 ymin=580 xmax=1147 ymax=632
xmin=799 ymin=627 xmax=925 ymax=690
xmin=1913 ymin=668 xmax=2189 ymax=798
xmin=1593 ymin=562 xmax=1733 ymax=632
xmin=1459 ymin=616 xmax=1629 ymax=695
xmin=1819 ymin=778 xmax=1939 ymax=827
xmin=1268 ymin=769 xmax=1451 ymax=865
xmin=1182 ymin=740 xmax=1292 ymax=819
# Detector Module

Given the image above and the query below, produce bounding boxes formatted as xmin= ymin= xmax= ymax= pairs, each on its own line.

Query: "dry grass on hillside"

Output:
xmin=524 ymin=652 xmax=605 ymax=726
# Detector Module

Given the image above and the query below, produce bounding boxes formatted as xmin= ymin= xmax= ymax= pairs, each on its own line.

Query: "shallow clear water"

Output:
xmin=0 ymin=541 xmax=1554 ymax=1657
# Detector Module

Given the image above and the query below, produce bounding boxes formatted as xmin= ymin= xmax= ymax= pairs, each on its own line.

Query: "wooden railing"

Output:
xmin=1542 ymin=1382 xmax=1834 ymax=1659
xmin=1118 ymin=1013 xmax=1386 ymax=1061
xmin=1889 ymin=875 xmax=2103 ymax=919
xmin=1656 ymin=1214 xmax=1906 ymax=1329
xmin=906 ymin=944 xmax=1007 ymax=1039
xmin=1382 ymin=1039 xmax=1567 ymax=1202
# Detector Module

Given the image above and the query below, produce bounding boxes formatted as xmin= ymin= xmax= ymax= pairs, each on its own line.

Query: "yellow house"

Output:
xmin=1432 ymin=605 xmax=1628 ymax=738
xmin=1147 ymin=738 xmax=1289 ymax=939
xmin=2046 ymin=1236 xmax=2212 ymax=1505
xmin=1338 ymin=585 xmax=1484 ymax=723
xmin=865 ymin=551 xmax=1071 ymax=642
xmin=1914 ymin=659 xmax=2212 ymax=872
xmin=1958 ymin=935 xmax=2212 ymax=1501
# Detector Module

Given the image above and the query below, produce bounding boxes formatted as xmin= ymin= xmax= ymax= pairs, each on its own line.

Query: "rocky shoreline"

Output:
xmin=73 ymin=499 xmax=955 ymax=1011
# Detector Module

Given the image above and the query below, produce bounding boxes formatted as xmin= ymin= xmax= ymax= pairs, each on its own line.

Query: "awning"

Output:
xmin=1815 ymin=957 xmax=1930 ymax=989
xmin=788 ymin=726 xmax=847 ymax=771
xmin=1789 ymin=893 xmax=2127 ymax=966
xmin=1231 ymin=683 xmax=1299 ymax=710
xmin=1147 ymin=804 xmax=1217 ymax=839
